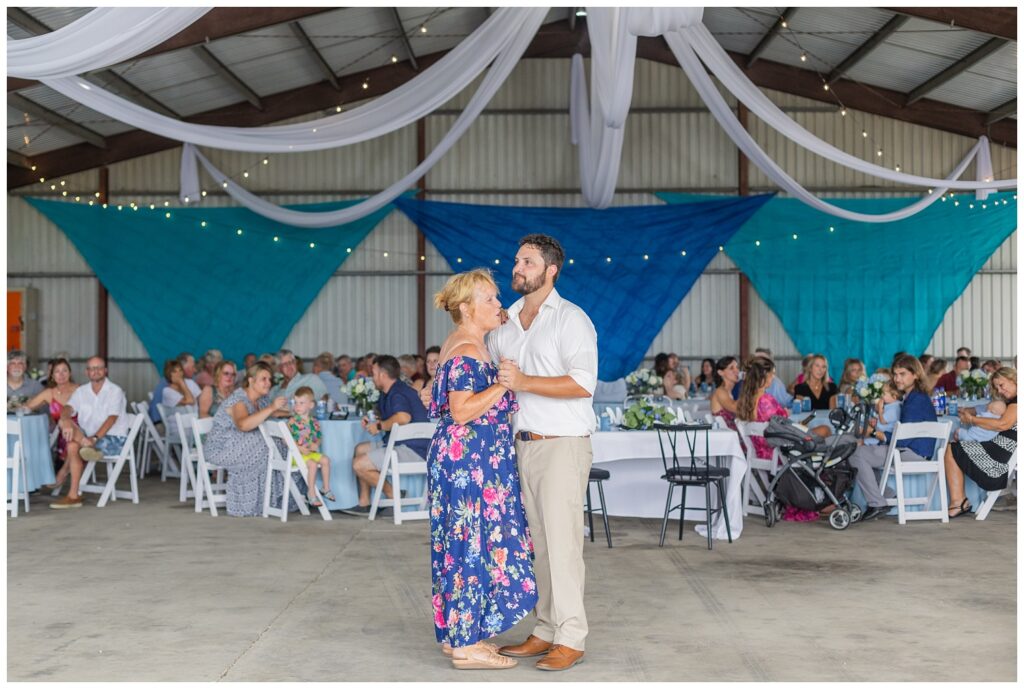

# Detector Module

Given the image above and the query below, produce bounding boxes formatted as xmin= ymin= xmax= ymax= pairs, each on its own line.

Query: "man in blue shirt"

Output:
xmin=341 ymin=355 xmax=430 ymax=516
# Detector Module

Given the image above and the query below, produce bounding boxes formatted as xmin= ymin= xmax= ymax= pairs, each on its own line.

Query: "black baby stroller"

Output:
xmin=760 ymin=406 xmax=866 ymax=530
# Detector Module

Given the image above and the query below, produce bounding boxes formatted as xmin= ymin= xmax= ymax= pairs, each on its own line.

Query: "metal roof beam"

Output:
xmin=7 ymin=150 xmax=33 ymax=170
xmin=289 ymin=21 xmax=341 ymax=90
xmin=747 ymin=8 xmax=798 ymax=68
xmin=8 ymin=93 xmax=108 ymax=149
xmin=986 ymin=98 xmax=1016 ymax=126
xmin=90 ymin=71 xmax=180 ymax=119
xmin=905 ymin=37 xmax=1009 ymax=106
xmin=7 ymin=8 xmax=50 ymax=35
xmin=390 ymin=8 xmax=419 ymax=71
xmin=826 ymin=14 xmax=909 ymax=85
xmin=192 ymin=45 xmax=263 ymax=110
xmin=886 ymin=7 xmax=1016 ymax=41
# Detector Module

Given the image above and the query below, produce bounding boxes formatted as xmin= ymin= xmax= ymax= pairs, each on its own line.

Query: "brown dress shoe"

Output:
xmin=536 ymin=645 xmax=584 ymax=671
xmin=498 ymin=634 xmax=552 ymax=658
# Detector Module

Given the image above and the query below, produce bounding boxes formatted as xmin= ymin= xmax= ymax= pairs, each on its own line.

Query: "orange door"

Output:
xmin=8 ymin=290 xmax=23 ymax=351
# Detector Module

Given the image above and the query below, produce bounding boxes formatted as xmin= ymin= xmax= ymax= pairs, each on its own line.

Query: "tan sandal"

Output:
xmin=451 ymin=643 xmax=517 ymax=670
xmin=441 ymin=640 xmax=499 ymax=658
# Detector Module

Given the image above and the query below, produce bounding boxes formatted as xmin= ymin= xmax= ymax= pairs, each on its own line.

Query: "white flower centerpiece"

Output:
xmin=345 ymin=377 xmax=381 ymax=414
xmin=854 ymin=373 xmax=888 ymax=404
xmin=625 ymin=367 xmax=663 ymax=397
xmin=957 ymin=369 xmax=990 ymax=399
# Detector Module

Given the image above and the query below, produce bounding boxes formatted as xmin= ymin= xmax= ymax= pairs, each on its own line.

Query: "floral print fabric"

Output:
xmin=427 ymin=355 xmax=537 ymax=648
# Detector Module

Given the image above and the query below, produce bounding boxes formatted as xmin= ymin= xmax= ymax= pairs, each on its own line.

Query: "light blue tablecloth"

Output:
xmin=7 ymin=413 xmax=56 ymax=492
xmin=318 ymin=419 xmax=427 ymax=511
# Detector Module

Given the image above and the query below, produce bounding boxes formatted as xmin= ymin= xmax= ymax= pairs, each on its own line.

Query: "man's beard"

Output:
xmin=512 ymin=273 xmax=544 ymax=295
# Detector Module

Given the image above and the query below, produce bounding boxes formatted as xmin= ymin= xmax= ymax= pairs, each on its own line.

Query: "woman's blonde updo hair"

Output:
xmin=434 ymin=269 xmax=498 ymax=325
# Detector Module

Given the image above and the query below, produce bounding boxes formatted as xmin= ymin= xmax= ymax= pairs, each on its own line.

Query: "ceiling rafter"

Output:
xmin=886 ymin=7 xmax=1016 ymax=41
xmin=192 ymin=45 xmax=263 ymax=110
xmin=904 ymin=38 xmax=1009 ymax=106
xmin=746 ymin=8 xmax=798 ymax=68
xmin=8 ymin=92 xmax=108 ymax=149
xmin=390 ymin=8 xmax=419 ymax=71
xmin=8 ymin=150 xmax=33 ymax=170
xmin=289 ymin=21 xmax=341 ymax=91
xmin=826 ymin=14 xmax=909 ymax=85
xmin=986 ymin=98 xmax=1017 ymax=126
xmin=7 ymin=18 xmax=1016 ymax=190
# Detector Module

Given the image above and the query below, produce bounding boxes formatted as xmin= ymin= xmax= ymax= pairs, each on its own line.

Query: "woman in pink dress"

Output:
xmin=22 ymin=358 xmax=79 ymax=490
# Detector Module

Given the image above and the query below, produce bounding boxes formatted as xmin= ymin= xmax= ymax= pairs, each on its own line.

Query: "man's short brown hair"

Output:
xmin=519 ymin=234 xmax=565 ymax=284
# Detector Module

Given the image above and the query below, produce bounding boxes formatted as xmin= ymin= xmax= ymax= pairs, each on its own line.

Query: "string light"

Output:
xmin=822 ymin=83 xmax=829 ymax=91
xmin=222 ymin=181 xmax=229 ymax=188
xmin=164 ymin=201 xmax=170 ymax=207
xmin=94 ymin=192 xmax=100 ymax=198
xmin=149 ymin=204 xmax=156 ymax=210
xmin=969 ymin=203 xmax=974 ymax=209
xmin=39 ymin=177 xmax=45 ymax=183
xmin=494 ymin=259 xmax=500 ymax=264
xmin=117 ymin=205 xmax=123 ymax=211
xmin=391 ymin=55 xmax=398 ymax=63
xmin=88 ymin=200 xmax=93 ymax=206
xmin=792 ymin=233 xmax=798 ymax=240
xmin=200 ymin=221 xmax=207 ymax=227
xmin=243 ymin=171 xmax=249 ymax=178
xmin=30 ymin=164 xmax=36 ymax=171
xmin=346 ymin=248 xmax=352 ymax=253
xmin=840 ymin=108 xmax=846 ymax=117
xmin=575 ymin=9 xmax=587 ymax=17
xmin=755 ymin=240 xmax=761 ymax=246
xmin=49 ymin=184 xmax=56 ymax=190
xmin=362 ymin=81 xmax=369 ymax=90
xmin=61 ymin=190 xmax=67 ymax=197
xmin=800 ymin=52 xmax=807 ymax=62
xmin=954 ymin=201 xmax=959 ymax=206
xmin=102 ymin=203 xmax=108 ymax=209
xmin=894 ymin=164 xmax=901 ymax=172
xmin=273 ymin=236 xmax=279 ymax=242
xmin=132 ymin=205 xmax=138 ymax=211
xmin=420 ymin=24 xmax=427 ymax=33
xmin=941 ymin=196 xmax=947 ymax=202
xmin=60 ymin=180 xmax=65 ymax=186
xmin=201 ymin=190 xmax=208 ymax=197
xmin=876 ymin=149 xmax=883 ymax=157
xmin=643 ymin=254 xmax=649 ymax=260
xmin=681 ymin=250 xmax=687 ymax=256
xmin=717 ymin=246 xmax=723 ymax=252
xmin=420 ymin=255 xmax=426 ymax=261
xmin=383 ymin=251 xmax=389 ymax=258
xmin=335 ymin=106 xmax=342 ymax=113
xmin=456 ymin=257 xmax=462 ymax=263
xmin=829 ymin=226 xmax=835 ymax=232
xmin=309 ymin=242 xmax=316 ymax=248
xmin=184 ymin=196 xmax=190 ymax=203
xmin=780 ymin=18 xmax=788 ymax=28
xmin=568 ymin=258 xmax=574 ymax=264
xmin=262 ymin=158 xmax=269 ymax=165
xmin=862 ymin=130 xmax=868 ymax=138
xmin=605 ymin=257 xmax=612 ymax=263
xmin=981 ymin=203 xmax=987 ymax=209
xmin=236 ymin=228 xmax=243 ymax=235
xmin=165 ymin=212 xmax=171 ymax=219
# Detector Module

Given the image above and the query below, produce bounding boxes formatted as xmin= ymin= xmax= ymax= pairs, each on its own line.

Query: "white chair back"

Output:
xmin=175 ymin=411 xmax=200 ymax=503
xmin=135 ymin=400 xmax=174 ymax=481
xmin=7 ymin=418 xmax=29 ymax=517
xmin=191 ymin=417 xmax=227 ymax=516
xmin=879 ymin=421 xmax=953 ymax=524
xmin=735 ymin=420 xmax=780 ymax=517
xmin=77 ymin=413 xmax=145 ymax=507
xmin=370 ymin=421 xmax=437 ymax=524
xmin=604 ymin=406 xmax=624 ymax=426
xmin=976 ymin=449 xmax=1017 ymax=520
xmin=259 ymin=420 xmax=332 ymax=522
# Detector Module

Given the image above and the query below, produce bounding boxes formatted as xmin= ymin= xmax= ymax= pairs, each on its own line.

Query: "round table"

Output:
xmin=7 ymin=413 xmax=55 ymax=492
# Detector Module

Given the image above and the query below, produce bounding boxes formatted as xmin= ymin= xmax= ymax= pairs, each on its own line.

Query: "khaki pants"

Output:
xmin=515 ymin=436 xmax=592 ymax=651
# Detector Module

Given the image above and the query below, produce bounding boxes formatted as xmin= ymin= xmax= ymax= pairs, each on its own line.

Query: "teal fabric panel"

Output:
xmin=657 ymin=191 xmax=1018 ymax=375
xmin=396 ymin=195 xmax=773 ymax=379
xmin=26 ymin=198 xmax=393 ymax=369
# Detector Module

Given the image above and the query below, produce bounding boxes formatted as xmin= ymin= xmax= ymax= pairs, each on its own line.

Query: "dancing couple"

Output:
xmin=424 ymin=234 xmax=598 ymax=671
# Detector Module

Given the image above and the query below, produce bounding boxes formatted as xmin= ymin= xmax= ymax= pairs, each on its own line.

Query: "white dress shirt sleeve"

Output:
xmin=560 ymin=308 xmax=598 ymax=396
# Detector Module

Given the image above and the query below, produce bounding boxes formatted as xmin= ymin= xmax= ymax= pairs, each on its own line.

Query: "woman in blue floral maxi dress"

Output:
xmin=429 ymin=353 xmax=537 ymax=665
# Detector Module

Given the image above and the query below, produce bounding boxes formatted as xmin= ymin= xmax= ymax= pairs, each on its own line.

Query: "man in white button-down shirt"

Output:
xmin=491 ymin=234 xmax=597 ymax=672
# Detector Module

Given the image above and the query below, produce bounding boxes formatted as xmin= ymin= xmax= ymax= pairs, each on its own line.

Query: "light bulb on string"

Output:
xmin=362 ymin=81 xmax=369 ymax=90
xmin=877 ymin=149 xmax=883 ymax=157
xmin=273 ymin=236 xmax=279 ymax=242
xmin=165 ymin=212 xmax=171 ymax=219
xmin=792 ymin=233 xmax=798 ymax=240
xmin=568 ymin=258 xmax=575 ymax=264
xmin=800 ymin=52 xmax=807 ymax=62
xmin=74 ymin=195 xmax=80 ymax=202
xmin=346 ymin=248 xmax=352 ymax=253
xmin=60 ymin=180 xmax=65 ymax=186
xmin=494 ymin=259 xmax=500 ymax=265
xmin=61 ymin=190 xmax=67 ymax=197
xmin=822 ymin=83 xmax=829 ymax=91
xmin=681 ymin=250 xmax=687 ymax=256
xmin=894 ymin=164 xmax=900 ymax=172
xmin=829 ymin=226 xmax=835 ymax=232
xmin=164 ymin=201 xmax=170 ymax=207
xmin=954 ymin=201 xmax=959 ymax=207
xmin=941 ymin=196 xmax=947 ymax=202
xmin=840 ymin=108 xmax=847 ymax=117
xmin=262 ymin=158 xmax=269 ymax=165
xmin=969 ymin=203 xmax=974 ymax=209
xmin=49 ymin=184 xmax=56 ymax=190
xmin=39 ymin=177 xmax=45 ymax=183
xmin=184 ymin=196 xmax=190 ymax=203
xmin=309 ymin=242 xmax=316 ymax=249
xmin=243 ymin=171 xmax=249 ymax=178
xmin=30 ymin=164 xmax=36 ymax=171
xmin=149 ymin=204 xmax=156 ymax=210
xmin=236 ymin=228 xmax=243 ymax=235
xmin=391 ymin=55 xmax=398 ymax=63
xmin=456 ymin=257 xmax=462 ymax=263
xmin=862 ymin=130 xmax=867 ymax=138
xmin=643 ymin=254 xmax=649 ymax=260
xmin=605 ymin=257 xmax=612 ymax=263
xmin=420 ymin=24 xmax=427 ymax=33
xmin=335 ymin=106 xmax=342 ymax=113
xmin=780 ymin=18 xmax=787 ymax=28
xmin=94 ymin=192 xmax=100 ymax=198
xmin=755 ymin=240 xmax=761 ymax=246
xmin=201 ymin=190 xmax=208 ymax=197
xmin=222 ymin=181 xmax=228 ymax=188
xmin=201 ymin=221 xmax=207 ymax=227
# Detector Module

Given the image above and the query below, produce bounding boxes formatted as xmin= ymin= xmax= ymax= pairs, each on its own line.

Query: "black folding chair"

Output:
xmin=654 ymin=422 xmax=732 ymax=550
xmin=585 ymin=467 xmax=612 ymax=548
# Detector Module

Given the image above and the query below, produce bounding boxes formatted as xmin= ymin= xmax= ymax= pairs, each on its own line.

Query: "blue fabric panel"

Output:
xmin=396 ymin=195 xmax=773 ymax=379
xmin=26 ymin=198 xmax=393 ymax=369
xmin=657 ymin=191 xmax=1018 ymax=375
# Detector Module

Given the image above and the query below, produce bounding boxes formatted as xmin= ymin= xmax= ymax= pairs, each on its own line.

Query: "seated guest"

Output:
xmin=788 ymin=353 xmax=813 ymax=395
xmin=969 ymin=356 xmax=981 ymax=371
xmin=736 ymin=357 xmax=788 ymax=460
xmin=838 ymin=358 xmax=865 ymax=397
xmin=414 ymin=354 xmax=427 ymax=385
xmin=148 ymin=351 xmax=195 ymax=423
xmin=194 ymin=349 xmax=223 ymax=388
xmin=50 ymin=356 xmax=130 ymax=509
xmin=982 ymin=359 xmax=1001 ymax=375
xmin=398 ymin=354 xmax=423 ymax=390
xmin=24 ymin=358 xmax=79 ymax=491
xmin=7 ymin=349 xmax=43 ymax=402
xmin=694 ymin=358 xmax=716 ymax=394
xmin=793 ymin=354 xmax=839 ymax=410
xmin=341 ymin=355 xmax=430 ymax=516
xmin=335 ymin=354 xmax=355 ymax=383
xmin=710 ymin=356 xmax=740 ymax=431
xmin=654 ymin=352 xmax=687 ymax=400
xmin=925 ymin=358 xmax=947 ymax=391
xmin=357 ymin=354 xmax=375 ymax=379
xmin=161 ymin=358 xmax=201 ymax=443
xmin=272 ymin=348 xmax=327 ymax=400
xmin=667 ymin=353 xmax=693 ymax=394
xmin=935 ymin=356 xmax=970 ymax=394
xmin=918 ymin=353 xmax=934 ymax=371
xmin=944 ymin=367 xmax=1017 ymax=518
xmin=203 ymin=361 xmax=291 ymax=517
xmin=312 ymin=352 xmax=347 ymax=407
xmin=422 ymin=346 xmax=441 ymax=390
xmin=243 ymin=353 xmax=257 ymax=372
xmin=849 ymin=354 xmax=937 ymax=521
xmin=198 ymin=359 xmax=238 ymax=418
xmin=956 ymin=346 xmax=972 ymax=359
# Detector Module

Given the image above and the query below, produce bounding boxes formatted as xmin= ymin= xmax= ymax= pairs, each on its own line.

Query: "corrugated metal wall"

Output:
xmin=7 ymin=59 xmax=1016 ymax=400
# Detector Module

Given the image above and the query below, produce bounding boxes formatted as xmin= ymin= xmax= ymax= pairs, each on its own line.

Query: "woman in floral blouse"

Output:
xmin=427 ymin=269 xmax=537 ymax=670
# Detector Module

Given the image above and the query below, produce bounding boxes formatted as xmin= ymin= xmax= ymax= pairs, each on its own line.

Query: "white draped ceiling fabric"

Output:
xmin=7 ymin=7 xmax=210 ymax=79
xmin=18 ymin=6 xmax=1017 ymax=225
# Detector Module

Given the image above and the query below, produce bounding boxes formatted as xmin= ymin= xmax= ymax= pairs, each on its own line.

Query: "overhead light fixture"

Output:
xmin=420 ymin=24 xmax=427 ymax=33
xmin=575 ymin=9 xmax=587 ymax=17
xmin=391 ymin=55 xmax=398 ymax=63
xmin=800 ymin=52 xmax=807 ymax=62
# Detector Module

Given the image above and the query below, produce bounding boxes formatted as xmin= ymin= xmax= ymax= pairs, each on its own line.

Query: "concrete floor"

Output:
xmin=7 ymin=479 xmax=1017 ymax=682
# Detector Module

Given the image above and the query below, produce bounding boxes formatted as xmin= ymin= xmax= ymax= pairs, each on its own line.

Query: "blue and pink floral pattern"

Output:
xmin=427 ymin=355 xmax=536 ymax=647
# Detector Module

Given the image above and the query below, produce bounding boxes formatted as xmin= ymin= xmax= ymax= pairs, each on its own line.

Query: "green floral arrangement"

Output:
xmin=621 ymin=400 xmax=676 ymax=430
xmin=345 ymin=376 xmax=381 ymax=414
xmin=957 ymin=369 xmax=990 ymax=398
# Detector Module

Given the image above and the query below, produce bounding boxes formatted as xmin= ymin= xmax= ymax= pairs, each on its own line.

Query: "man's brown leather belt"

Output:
xmin=517 ymin=431 xmax=590 ymax=441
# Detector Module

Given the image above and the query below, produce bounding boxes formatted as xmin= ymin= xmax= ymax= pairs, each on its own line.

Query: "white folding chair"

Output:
xmin=604 ymin=406 xmax=624 ymax=426
xmin=49 ymin=424 xmax=59 ymax=452
xmin=735 ymin=420 xmax=781 ymax=517
xmin=976 ymin=450 xmax=1017 ymax=521
xmin=258 ymin=420 xmax=332 ymax=522
xmin=192 ymin=417 xmax=227 ymax=516
xmin=369 ymin=421 xmax=436 ymax=525
xmin=7 ymin=419 xmax=30 ymax=517
xmin=878 ymin=421 xmax=953 ymax=524
xmin=135 ymin=400 xmax=172 ymax=481
xmin=156 ymin=403 xmax=187 ymax=480
xmin=77 ymin=414 xmax=145 ymax=507
xmin=174 ymin=410 xmax=200 ymax=503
